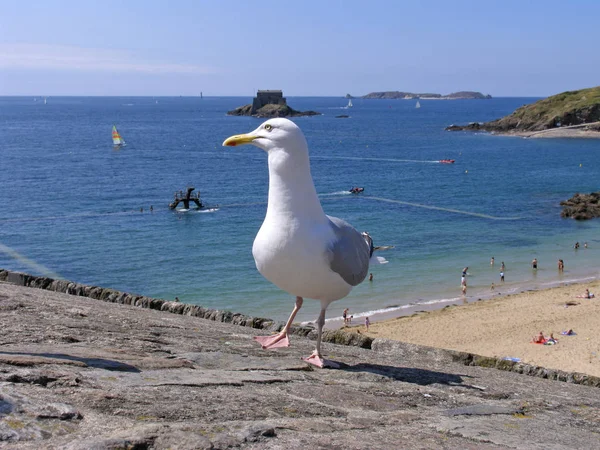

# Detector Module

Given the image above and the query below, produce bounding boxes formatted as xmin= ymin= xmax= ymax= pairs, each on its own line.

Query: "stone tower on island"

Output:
xmin=227 ymin=89 xmax=320 ymax=118
xmin=251 ymin=90 xmax=286 ymax=114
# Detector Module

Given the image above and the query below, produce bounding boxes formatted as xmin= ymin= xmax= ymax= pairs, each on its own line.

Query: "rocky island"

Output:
xmin=446 ymin=86 xmax=600 ymax=138
xmin=362 ymin=91 xmax=491 ymax=100
xmin=560 ymin=192 xmax=600 ymax=220
xmin=227 ymin=90 xmax=321 ymax=118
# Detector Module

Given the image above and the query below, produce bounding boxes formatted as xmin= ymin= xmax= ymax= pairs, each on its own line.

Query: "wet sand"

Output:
xmin=346 ymin=280 xmax=600 ymax=377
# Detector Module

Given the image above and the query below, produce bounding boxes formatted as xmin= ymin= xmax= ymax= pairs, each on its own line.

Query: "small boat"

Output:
xmin=345 ymin=99 xmax=353 ymax=109
xmin=112 ymin=125 xmax=126 ymax=148
xmin=335 ymin=114 xmax=350 ymax=119
xmin=349 ymin=187 xmax=364 ymax=194
xmin=415 ymin=100 xmax=421 ymax=109
xmin=43 ymin=97 xmax=47 ymax=105
xmin=439 ymin=159 xmax=455 ymax=164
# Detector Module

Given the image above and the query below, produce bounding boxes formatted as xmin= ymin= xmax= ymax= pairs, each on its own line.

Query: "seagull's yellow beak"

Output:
xmin=222 ymin=133 xmax=257 ymax=147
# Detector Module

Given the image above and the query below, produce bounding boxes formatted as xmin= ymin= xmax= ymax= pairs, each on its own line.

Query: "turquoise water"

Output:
xmin=1 ymin=96 xmax=599 ymax=324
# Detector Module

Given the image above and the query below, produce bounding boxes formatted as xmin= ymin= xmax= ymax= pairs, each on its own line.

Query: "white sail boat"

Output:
xmin=347 ymin=99 xmax=353 ymax=108
xmin=43 ymin=97 xmax=47 ymax=105
xmin=112 ymin=125 xmax=126 ymax=147
xmin=415 ymin=100 xmax=421 ymax=109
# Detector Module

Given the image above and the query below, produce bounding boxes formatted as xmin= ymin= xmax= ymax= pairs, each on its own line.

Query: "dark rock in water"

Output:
xmin=560 ymin=192 xmax=600 ymax=220
xmin=335 ymin=114 xmax=350 ymax=118
xmin=345 ymin=93 xmax=355 ymax=99
xmin=227 ymin=103 xmax=320 ymax=118
xmin=227 ymin=89 xmax=320 ymax=118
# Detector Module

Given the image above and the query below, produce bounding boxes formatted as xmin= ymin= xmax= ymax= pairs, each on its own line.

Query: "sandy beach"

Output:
xmin=349 ymin=280 xmax=600 ymax=377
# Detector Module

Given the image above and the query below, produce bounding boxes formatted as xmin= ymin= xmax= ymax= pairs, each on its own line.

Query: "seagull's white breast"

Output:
xmin=252 ymin=216 xmax=353 ymax=301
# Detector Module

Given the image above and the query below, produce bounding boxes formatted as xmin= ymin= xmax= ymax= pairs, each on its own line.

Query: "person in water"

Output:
xmin=531 ymin=258 xmax=538 ymax=269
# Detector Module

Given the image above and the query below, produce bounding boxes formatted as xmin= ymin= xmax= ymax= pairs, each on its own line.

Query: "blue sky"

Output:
xmin=1 ymin=0 xmax=598 ymax=96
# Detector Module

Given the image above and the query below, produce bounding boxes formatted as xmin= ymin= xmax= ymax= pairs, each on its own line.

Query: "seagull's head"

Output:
xmin=222 ymin=118 xmax=307 ymax=155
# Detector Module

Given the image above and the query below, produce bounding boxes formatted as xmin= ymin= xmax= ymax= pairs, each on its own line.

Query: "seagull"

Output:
xmin=223 ymin=118 xmax=386 ymax=368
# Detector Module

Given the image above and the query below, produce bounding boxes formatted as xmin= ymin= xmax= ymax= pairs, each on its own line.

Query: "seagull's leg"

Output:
xmin=303 ymin=307 xmax=328 ymax=368
xmin=254 ymin=296 xmax=303 ymax=349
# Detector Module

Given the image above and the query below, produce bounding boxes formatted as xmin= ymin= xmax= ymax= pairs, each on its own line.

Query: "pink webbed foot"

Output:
xmin=302 ymin=351 xmax=340 ymax=369
xmin=253 ymin=332 xmax=290 ymax=349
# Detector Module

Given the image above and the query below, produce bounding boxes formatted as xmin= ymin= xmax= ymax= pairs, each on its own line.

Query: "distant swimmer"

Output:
xmin=490 ymin=257 xmax=495 ymax=266
xmin=369 ymin=273 xmax=373 ymax=282
xmin=531 ymin=258 xmax=538 ymax=269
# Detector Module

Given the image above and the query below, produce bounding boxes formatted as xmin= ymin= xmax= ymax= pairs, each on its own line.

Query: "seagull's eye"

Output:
xmin=264 ymin=124 xmax=272 ymax=131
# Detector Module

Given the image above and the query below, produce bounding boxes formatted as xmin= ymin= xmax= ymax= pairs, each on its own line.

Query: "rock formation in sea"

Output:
xmin=560 ymin=192 xmax=600 ymax=220
xmin=361 ymin=91 xmax=491 ymax=100
xmin=446 ymin=86 xmax=600 ymax=134
xmin=227 ymin=90 xmax=321 ymax=118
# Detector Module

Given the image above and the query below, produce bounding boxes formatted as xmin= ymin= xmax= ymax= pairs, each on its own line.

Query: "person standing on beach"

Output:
xmin=531 ymin=258 xmax=538 ymax=270
xmin=365 ymin=316 xmax=370 ymax=331
xmin=500 ymin=271 xmax=505 ymax=282
xmin=343 ymin=308 xmax=349 ymax=325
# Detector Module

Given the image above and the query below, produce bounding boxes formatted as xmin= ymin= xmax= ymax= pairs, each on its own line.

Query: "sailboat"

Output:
xmin=43 ymin=97 xmax=47 ymax=105
xmin=415 ymin=100 xmax=421 ymax=108
xmin=347 ymin=99 xmax=353 ymax=108
xmin=112 ymin=125 xmax=126 ymax=148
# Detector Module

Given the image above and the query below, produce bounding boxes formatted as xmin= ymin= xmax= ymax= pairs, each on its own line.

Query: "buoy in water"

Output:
xmin=465 ymin=170 xmax=468 ymax=174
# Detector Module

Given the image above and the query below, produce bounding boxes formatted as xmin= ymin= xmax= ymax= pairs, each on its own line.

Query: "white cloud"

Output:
xmin=0 ymin=43 xmax=216 ymax=75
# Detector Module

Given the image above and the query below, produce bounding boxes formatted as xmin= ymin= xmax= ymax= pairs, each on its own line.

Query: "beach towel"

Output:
xmin=502 ymin=357 xmax=521 ymax=362
xmin=532 ymin=339 xmax=547 ymax=345
xmin=544 ymin=339 xmax=557 ymax=345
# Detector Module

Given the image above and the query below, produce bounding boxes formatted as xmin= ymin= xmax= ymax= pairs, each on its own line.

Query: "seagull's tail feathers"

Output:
xmin=370 ymin=255 xmax=389 ymax=265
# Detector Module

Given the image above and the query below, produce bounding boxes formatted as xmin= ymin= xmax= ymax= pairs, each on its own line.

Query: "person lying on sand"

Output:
xmin=532 ymin=332 xmax=546 ymax=344
xmin=561 ymin=329 xmax=576 ymax=336
xmin=576 ymin=289 xmax=595 ymax=299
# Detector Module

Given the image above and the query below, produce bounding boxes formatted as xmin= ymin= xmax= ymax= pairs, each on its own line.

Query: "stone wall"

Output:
xmin=1 ymin=268 xmax=599 ymax=388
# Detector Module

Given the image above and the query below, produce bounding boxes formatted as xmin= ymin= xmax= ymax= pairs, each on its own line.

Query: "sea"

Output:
xmin=1 ymin=96 xmax=599 ymax=326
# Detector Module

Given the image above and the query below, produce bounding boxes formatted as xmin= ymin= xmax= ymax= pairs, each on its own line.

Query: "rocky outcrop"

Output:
xmin=362 ymin=91 xmax=491 ymax=99
xmin=227 ymin=90 xmax=320 ymax=118
xmin=227 ymin=103 xmax=320 ymax=118
xmin=2 ymin=279 xmax=600 ymax=447
xmin=447 ymin=86 xmax=600 ymax=134
xmin=560 ymin=192 xmax=600 ymax=220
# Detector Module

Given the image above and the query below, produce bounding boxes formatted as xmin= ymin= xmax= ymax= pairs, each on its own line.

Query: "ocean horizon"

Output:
xmin=1 ymin=95 xmax=599 ymax=324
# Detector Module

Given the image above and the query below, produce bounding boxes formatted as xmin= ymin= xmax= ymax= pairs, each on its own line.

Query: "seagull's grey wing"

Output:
xmin=326 ymin=216 xmax=370 ymax=286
